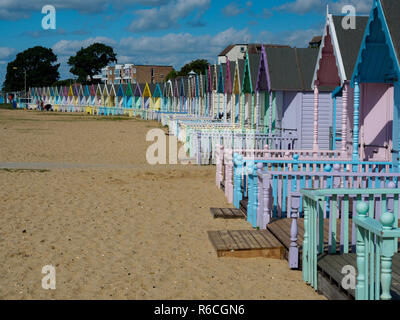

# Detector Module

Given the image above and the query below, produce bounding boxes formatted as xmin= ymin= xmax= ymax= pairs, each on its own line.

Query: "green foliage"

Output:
xmin=3 ymin=46 xmax=60 ymax=92
xmin=53 ymin=79 xmax=76 ymax=86
xmin=178 ymin=59 xmax=208 ymax=77
xmin=68 ymin=43 xmax=117 ymax=84
xmin=165 ymin=69 xmax=178 ymax=82
xmin=165 ymin=59 xmax=209 ymax=81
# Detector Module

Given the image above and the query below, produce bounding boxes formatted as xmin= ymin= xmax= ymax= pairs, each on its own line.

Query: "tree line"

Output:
xmin=2 ymin=43 xmax=209 ymax=92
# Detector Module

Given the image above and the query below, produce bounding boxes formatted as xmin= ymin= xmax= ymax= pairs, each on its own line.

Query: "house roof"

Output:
xmin=218 ymin=44 xmax=235 ymax=56
xmin=249 ymin=53 xmax=261 ymax=90
xmin=332 ymin=15 xmax=369 ymax=79
xmin=296 ymin=48 xmax=320 ymax=90
xmin=265 ymin=47 xmax=318 ymax=91
xmin=381 ymin=0 xmax=400 ymax=63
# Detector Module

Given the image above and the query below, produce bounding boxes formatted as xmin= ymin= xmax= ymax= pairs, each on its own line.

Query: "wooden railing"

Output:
xmin=354 ymin=203 xmax=400 ymax=300
xmin=233 ymin=156 xmax=395 ymax=210
xmin=301 ymin=188 xmax=400 ymax=300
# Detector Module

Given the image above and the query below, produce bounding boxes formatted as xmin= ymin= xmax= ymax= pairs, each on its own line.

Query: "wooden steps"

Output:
xmin=208 ymin=229 xmax=285 ymax=259
xmin=210 ymin=208 xmax=245 ymax=220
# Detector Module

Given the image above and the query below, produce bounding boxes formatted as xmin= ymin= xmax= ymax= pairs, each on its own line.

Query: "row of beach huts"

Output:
xmin=13 ymin=0 xmax=400 ymax=300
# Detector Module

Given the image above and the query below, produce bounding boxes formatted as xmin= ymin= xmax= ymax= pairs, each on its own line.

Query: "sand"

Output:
xmin=0 ymin=109 xmax=324 ymax=300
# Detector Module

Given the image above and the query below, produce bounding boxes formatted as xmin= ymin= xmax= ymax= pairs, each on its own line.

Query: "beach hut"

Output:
xmin=224 ymin=59 xmax=236 ymax=123
xmin=89 ymin=84 xmax=96 ymax=114
xmin=312 ymin=12 xmax=368 ymax=153
xmin=78 ymin=84 xmax=85 ymax=112
xmin=83 ymin=85 xmax=90 ymax=114
xmin=102 ymin=85 xmax=110 ymax=115
xmin=116 ymin=84 xmax=125 ymax=115
xmin=67 ymin=85 xmax=74 ymax=112
xmin=125 ymin=84 xmax=134 ymax=115
xmin=52 ymin=87 xmax=59 ymax=111
xmin=241 ymin=52 xmax=261 ymax=130
xmin=350 ymin=0 xmax=400 ymax=166
xmin=256 ymin=46 xmax=328 ymax=149
xmin=232 ymin=59 xmax=246 ymax=125
xmin=107 ymin=84 xmax=117 ymax=114
xmin=133 ymin=83 xmax=144 ymax=114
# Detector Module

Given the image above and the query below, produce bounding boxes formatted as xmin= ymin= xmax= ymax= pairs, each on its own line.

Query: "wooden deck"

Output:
xmin=216 ymin=200 xmax=400 ymax=299
xmin=207 ymin=230 xmax=285 ymax=259
xmin=210 ymin=208 xmax=245 ymax=220
xmin=318 ymin=253 xmax=400 ymax=300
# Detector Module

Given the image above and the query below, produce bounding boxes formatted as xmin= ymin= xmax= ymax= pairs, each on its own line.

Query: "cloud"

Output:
xmin=50 ymin=27 xmax=251 ymax=79
xmin=275 ymin=0 xmax=372 ymax=15
xmin=0 ymin=0 xmax=173 ymax=20
xmin=222 ymin=1 xmax=253 ymax=17
xmin=128 ymin=0 xmax=210 ymax=32
xmin=257 ymin=26 xmax=324 ymax=48
xmin=52 ymin=37 xmax=117 ymax=56
xmin=0 ymin=47 xmax=16 ymax=61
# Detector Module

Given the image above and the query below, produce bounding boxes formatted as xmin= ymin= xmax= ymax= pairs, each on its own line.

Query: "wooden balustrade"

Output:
xmin=301 ymin=188 xmax=400 ymax=300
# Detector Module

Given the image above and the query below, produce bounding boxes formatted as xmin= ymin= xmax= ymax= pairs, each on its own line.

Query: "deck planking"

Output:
xmin=317 ymin=253 xmax=400 ymax=300
xmin=207 ymin=229 xmax=285 ymax=259
xmin=210 ymin=208 xmax=245 ymax=220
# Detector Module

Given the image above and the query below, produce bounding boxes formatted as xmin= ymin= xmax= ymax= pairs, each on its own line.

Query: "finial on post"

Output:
xmin=380 ymin=212 xmax=395 ymax=230
xmin=356 ymin=201 xmax=369 ymax=218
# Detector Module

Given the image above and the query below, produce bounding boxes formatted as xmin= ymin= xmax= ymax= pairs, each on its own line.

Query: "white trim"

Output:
xmin=311 ymin=14 xmax=346 ymax=89
xmin=328 ymin=14 xmax=347 ymax=85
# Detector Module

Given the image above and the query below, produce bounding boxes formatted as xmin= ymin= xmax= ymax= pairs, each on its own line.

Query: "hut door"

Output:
xmin=360 ymin=83 xmax=393 ymax=162
xmin=282 ymin=92 xmax=298 ymax=137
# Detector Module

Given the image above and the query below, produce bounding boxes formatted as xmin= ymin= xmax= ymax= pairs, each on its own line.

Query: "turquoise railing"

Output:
xmin=233 ymin=155 xmax=395 ymax=210
xmin=301 ymin=188 xmax=400 ymax=300
xmin=354 ymin=202 xmax=400 ymax=300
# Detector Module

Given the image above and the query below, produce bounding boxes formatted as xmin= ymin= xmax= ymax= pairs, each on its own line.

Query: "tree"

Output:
xmin=178 ymin=59 xmax=208 ymax=77
xmin=164 ymin=59 xmax=209 ymax=81
xmin=3 ymin=46 xmax=60 ymax=92
xmin=52 ymin=79 xmax=76 ymax=86
xmin=68 ymin=43 xmax=117 ymax=83
xmin=165 ymin=69 xmax=178 ymax=82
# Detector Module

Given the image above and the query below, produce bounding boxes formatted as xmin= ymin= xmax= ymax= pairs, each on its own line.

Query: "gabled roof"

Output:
xmin=217 ymin=64 xmax=226 ymax=93
xmin=351 ymin=0 xmax=400 ymax=85
xmin=266 ymin=47 xmax=302 ymax=91
xmin=225 ymin=60 xmax=235 ymax=94
xmin=152 ymin=83 xmax=163 ymax=97
xmin=143 ymin=83 xmax=152 ymax=97
xmin=312 ymin=13 xmax=368 ymax=89
xmin=117 ymin=84 xmax=125 ymax=97
xmin=258 ymin=46 xmax=318 ymax=92
xmin=242 ymin=53 xmax=261 ymax=93
xmin=90 ymin=84 xmax=96 ymax=96
xmin=331 ymin=15 xmax=369 ymax=80
xmin=382 ymin=0 xmax=400 ymax=63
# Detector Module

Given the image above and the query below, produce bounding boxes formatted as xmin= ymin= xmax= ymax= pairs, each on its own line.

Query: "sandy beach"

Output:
xmin=0 ymin=109 xmax=324 ymax=300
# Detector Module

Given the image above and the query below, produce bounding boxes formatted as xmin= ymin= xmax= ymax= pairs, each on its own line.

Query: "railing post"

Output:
xmin=215 ymin=145 xmax=224 ymax=187
xmin=225 ymin=150 xmax=234 ymax=203
xmin=302 ymin=197 xmax=310 ymax=283
xmin=356 ymin=202 xmax=368 ymax=300
xmin=262 ymin=172 xmax=272 ymax=228
xmin=333 ymin=164 xmax=342 ymax=188
xmin=247 ymin=161 xmax=258 ymax=228
xmin=197 ymin=131 xmax=202 ymax=165
xmin=256 ymin=163 xmax=265 ymax=228
xmin=381 ymin=211 xmax=396 ymax=300
xmin=289 ymin=194 xmax=300 ymax=269
xmin=233 ymin=154 xmax=244 ymax=209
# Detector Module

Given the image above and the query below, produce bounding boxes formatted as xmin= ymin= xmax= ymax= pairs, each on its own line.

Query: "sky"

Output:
xmin=0 ymin=0 xmax=374 ymax=86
